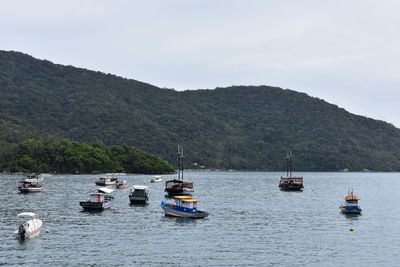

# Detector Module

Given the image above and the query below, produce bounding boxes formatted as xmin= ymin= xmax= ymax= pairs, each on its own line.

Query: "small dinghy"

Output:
xmin=151 ymin=176 xmax=162 ymax=183
xmin=161 ymin=196 xmax=209 ymax=219
xmin=79 ymin=187 xmax=114 ymax=211
xmin=14 ymin=212 xmax=43 ymax=240
xmin=114 ymin=179 xmax=128 ymax=189
xmin=340 ymin=190 xmax=362 ymax=214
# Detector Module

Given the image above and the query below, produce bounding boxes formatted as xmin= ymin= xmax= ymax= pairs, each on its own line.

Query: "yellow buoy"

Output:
xmin=349 ymin=228 xmax=355 ymax=231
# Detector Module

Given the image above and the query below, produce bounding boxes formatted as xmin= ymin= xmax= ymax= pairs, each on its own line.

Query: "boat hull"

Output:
xmin=340 ymin=206 xmax=362 ymax=214
xmin=129 ymin=195 xmax=148 ymax=204
xmin=161 ymin=204 xmax=209 ymax=219
xmin=79 ymin=201 xmax=111 ymax=210
xmin=18 ymin=187 xmax=43 ymax=193
xmin=165 ymin=188 xmax=193 ymax=196
xmin=279 ymin=185 xmax=303 ymax=191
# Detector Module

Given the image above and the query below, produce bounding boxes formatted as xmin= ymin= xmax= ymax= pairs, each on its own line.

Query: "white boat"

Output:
xmin=129 ymin=185 xmax=149 ymax=204
xmin=80 ymin=187 xmax=114 ymax=210
xmin=95 ymin=176 xmax=118 ymax=186
xmin=40 ymin=173 xmax=53 ymax=178
xmin=151 ymin=176 xmax=163 ymax=183
xmin=18 ymin=175 xmax=43 ymax=193
xmin=14 ymin=212 xmax=43 ymax=240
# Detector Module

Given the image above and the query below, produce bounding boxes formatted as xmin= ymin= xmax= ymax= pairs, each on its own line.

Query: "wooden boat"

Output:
xmin=114 ymin=179 xmax=128 ymax=189
xmin=95 ymin=176 xmax=118 ymax=186
xmin=340 ymin=190 xmax=362 ymax=214
xmin=161 ymin=196 xmax=209 ymax=219
xmin=129 ymin=185 xmax=149 ymax=204
xmin=279 ymin=152 xmax=303 ymax=191
xmin=151 ymin=176 xmax=163 ymax=183
xmin=79 ymin=187 xmax=114 ymax=211
xmin=18 ymin=175 xmax=43 ymax=193
xmin=165 ymin=146 xmax=194 ymax=196
xmin=14 ymin=212 xmax=43 ymax=240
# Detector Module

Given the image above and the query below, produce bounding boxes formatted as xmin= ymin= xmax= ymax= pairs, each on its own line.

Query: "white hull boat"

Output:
xmin=14 ymin=212 xmax=43 ymax=240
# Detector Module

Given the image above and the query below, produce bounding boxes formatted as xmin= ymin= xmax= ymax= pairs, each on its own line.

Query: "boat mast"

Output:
xmin=177 ymin=145 xmax=184 ymax=180
xmin=286 ymin=152 xmax=293 ymax=177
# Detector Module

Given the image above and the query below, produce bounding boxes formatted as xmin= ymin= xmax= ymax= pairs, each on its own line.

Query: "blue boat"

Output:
xmin=161 ymin=196 xmax=209 ymax=219
xmin=340 ymin=190 xmax=362 ymax=214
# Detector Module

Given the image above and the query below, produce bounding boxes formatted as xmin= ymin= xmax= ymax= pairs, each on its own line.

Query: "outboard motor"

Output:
xmin=18 ymin=225 xmax=26 ymax=240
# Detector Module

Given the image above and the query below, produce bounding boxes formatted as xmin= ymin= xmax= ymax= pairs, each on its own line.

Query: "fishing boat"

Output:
xmin=340 ymin=190 xmax=362 ymax=214
xmin=95 ymin=176 xmax=118 ymax=186
xmin=129 ymin=185 xmax=149 ymax=204
xmin=165 ymin=146 xmax=194 ymax=196
xmin=279 ymin=152 xmax=304 ymax=191
xmin=79 ymin=187 xmax=114 ymax=211
xmin=18 ymin=174 xmax=43 ymax=193
xmin=14 ymin=212 xmax=43 ymax=240
xmin=114 ymin=179 xmax=128 ymax=189
xmin=161 ymin=196 xmax=209 ymax=219
xmin=151 ymin=176 xmax=163 ymax=183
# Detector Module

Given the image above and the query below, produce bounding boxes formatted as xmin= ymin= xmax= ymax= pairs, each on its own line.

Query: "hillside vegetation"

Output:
xmin=1 ymin=50 xmax=400 ymax=171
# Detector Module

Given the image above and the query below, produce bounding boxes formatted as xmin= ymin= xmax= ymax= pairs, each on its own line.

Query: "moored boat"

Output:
xmin=95 ymin=176 xmax=118 ymax=186
xmin=279 ymin=152 xmax=303 ymax=191
xmin=165 ymin=145 xmax=194 ymax=196
xmin=79 ymin=187 xmax=114 ymax=211
xmin=161 ymin=196 xmax=209 ymax=219
xmin=151 ymin=176 xmax=163 ymax=183
xmin=114 ymin=179 xmax=128 ymax=189
xmin=129 ymin=185 xmax=149 ymax=204
xmin=340 ymin=190 xmax=362 ymax=214
xmin=14 ymin=212 xmax=43 ymax=240
xmin=18 ymin=175 xmax=43 ymax=193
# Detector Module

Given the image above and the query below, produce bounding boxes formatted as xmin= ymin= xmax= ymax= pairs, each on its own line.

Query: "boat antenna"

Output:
xmin=285 ymin=152 xmax=293 ymax=177
xmin=177 ymin=145 xmax=184 ymax=180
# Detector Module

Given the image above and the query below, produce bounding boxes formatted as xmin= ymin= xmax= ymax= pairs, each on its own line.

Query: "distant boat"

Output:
xmin=278 ymin=152 xmax=304 ymax=191
xmin=161 ymin=196 xmax=209 ymax=219
xmin=129 ymin=185 xmax=149 ymax=204
xmin=79 ymin=187 xmax=114 ymax=211
xmin=95 ymin=176 xmax=118 ymax=186
xmin=40 ymin=173 xmax=53 ymax=178
xmin=113 ymin=179 xmax=128 ymax=189
xmin=14 ymin=212 xmax=43 ymax=240
xmin=151 ymin=176 xmax=162 ymax=183
xmin=340 ymin=190 xmax=362 ymax=214
xmin=165 ymin=146 xmax=194 ymax=196
xmin=18 ymin=174 xmax=43 ymax=193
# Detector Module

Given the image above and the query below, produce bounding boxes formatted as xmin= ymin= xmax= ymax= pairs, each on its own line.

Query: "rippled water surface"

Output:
xmin=1 ymin=171 xmax=400 ymax=266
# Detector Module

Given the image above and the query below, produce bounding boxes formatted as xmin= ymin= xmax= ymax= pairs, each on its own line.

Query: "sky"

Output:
xmin=1 ymin=0 xmax=400 ymax=127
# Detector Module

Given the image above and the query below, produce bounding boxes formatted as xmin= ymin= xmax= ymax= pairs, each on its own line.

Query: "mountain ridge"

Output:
xmin=1 ymin=50 xmax=400 ymax=171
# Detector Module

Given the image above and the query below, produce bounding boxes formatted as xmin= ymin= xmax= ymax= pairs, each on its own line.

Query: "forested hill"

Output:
xmin=2 ymin=50 xmax=400 ymax=171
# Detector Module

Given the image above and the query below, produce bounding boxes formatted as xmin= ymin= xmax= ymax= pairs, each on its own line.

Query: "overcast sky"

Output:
xmin=1 ymin=0 xmax=400 ymax=127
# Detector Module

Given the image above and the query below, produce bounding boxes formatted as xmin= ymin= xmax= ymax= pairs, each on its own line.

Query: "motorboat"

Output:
xmin=95 ymin=176 xmax=118 ymax=186
xmin=340 ymin=190 xmax=362 ymax=214
xmin=79 ymin=187 xmax=114 ymax=211
xmin=18 ymin=175 xmax=43 ymax=193
xmin=151 ymin=176 xmax=163 ymax=183
xmin=279 ymin=152 xmax=303 ymax=191
xmin=161 ymin=196 xmax=209 ymax=219
xmin=114 ymin=179 xmax=128 ymax=189
xmin=14 ymin=212 xmax=43 ymax=240
xmin=165 ymin=145 xmax=194 ymax=196
xmin=129 ymin=185 xmax=149 ymax=204
xmin=40 ymin=173 xmax=53 ymax=178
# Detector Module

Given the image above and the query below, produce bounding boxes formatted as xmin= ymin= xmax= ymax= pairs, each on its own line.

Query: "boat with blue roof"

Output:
xmin=340 ymin=190 xmax=362 ymax=214
xmin=161 ymin=196 xmax=209 ymax=219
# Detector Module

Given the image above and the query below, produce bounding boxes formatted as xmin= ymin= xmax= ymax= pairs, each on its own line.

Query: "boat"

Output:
xmin=18 ymin=174 xmax=44 ymax=193
xmin=279 ymin=152 xmax=304 ymax=191
xmin=151 ymin=176 xmax=163 ymax=183
xmin=14 ymin=212 xmax=43 ymax=240
xmin=79 ymin=187 xmax=114 ymax=211
xmin=129 ymin=185 xmax=149 ymax=204
xmin=165 ymin=145 xmax=194 ymax=196
xmin=95 ymin=176 xmax=118 ymax=186
xmin=340 ymin=190 xmax=362 ymax=214
xmin=161 ymin=196 xmax=209 ymax=219
xmin=114 ymin=179 xmax=128 ymax=189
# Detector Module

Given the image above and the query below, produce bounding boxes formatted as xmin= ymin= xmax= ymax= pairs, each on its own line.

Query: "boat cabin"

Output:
xmin=165 ymin=179 xmax=193 ymax=190
xmin=173 ymin=196 xmax=200 ymax=212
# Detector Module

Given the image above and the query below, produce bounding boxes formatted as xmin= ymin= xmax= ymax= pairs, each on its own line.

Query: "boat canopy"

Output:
xmin=173 ymin=196 xmax=192 ymax=199
xmin=132 ymin=185 xmax=148 ymax=190
xmin=17 ymin=212 xmax=36 ymax=217
xmin=345 ymin=195 xmax=360 ymax=200
xmin=97 ymin=187 xmax=114 ymax=194
xmin=182 ymin=199 xmax=201 ymax=202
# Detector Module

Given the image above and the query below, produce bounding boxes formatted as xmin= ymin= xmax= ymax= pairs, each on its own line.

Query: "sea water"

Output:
xmin=1 ymin=171 xmax=400 ymax=266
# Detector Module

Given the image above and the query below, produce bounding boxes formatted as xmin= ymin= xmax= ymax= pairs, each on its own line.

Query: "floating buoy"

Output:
xmin=349 ymin=228 xmax=355 ymax=231
xmin=45 ymin=229 xmax=50 ymax=233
